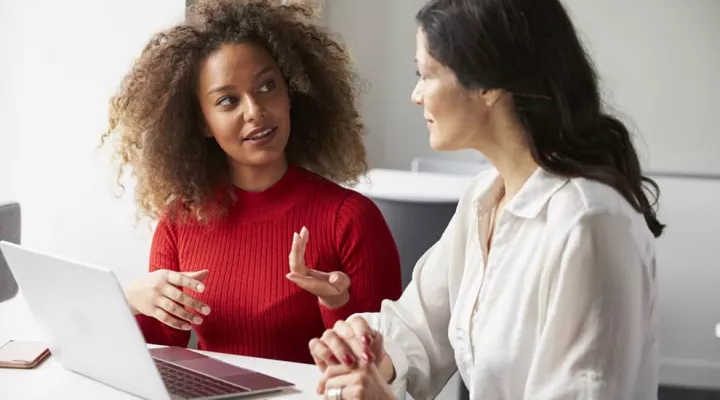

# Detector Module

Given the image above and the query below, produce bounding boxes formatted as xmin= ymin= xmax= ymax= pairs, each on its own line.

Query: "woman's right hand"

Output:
xmin=125 ymin=269 xmax=211 ymax=331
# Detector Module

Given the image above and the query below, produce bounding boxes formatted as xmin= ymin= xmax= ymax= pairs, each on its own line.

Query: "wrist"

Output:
xmin=124 ymin=290 xmax=140 ymax=315
xmin=318 ymin=291 xmax=350 ymax=309
xmin=378 ymin=351 xmax=395 ymax=383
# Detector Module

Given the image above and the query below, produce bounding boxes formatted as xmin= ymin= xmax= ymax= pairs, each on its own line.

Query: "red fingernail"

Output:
xmin=361 ymin=335 xmax=372 ymax=345
xmin=330 ymin=355 xmax=340 ymax=364
xmin=342 ymin=355 xmax=354 ymax=365
xmin=363 ymin=351 xmax=374 ymax=362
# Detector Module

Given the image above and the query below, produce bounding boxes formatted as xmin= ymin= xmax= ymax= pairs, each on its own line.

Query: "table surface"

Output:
xmin=0 ymin=294 xmax=322 ymax=399
xmin=350 ymin=168 xmax=476 ymax=203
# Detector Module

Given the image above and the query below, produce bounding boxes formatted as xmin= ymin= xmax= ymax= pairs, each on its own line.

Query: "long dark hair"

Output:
xmin=417 ymin=0 xmax=664 ymax=237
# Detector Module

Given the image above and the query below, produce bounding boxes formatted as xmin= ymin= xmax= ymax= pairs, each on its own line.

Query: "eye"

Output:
xmin=259 ymin=79 xmax=276 ymax=93
xmin=216 ymin=95 xmax=238 ymax=107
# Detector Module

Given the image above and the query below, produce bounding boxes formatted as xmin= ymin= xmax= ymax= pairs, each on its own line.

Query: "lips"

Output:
xmin=243 ymin=126 xmax=276 ymax=141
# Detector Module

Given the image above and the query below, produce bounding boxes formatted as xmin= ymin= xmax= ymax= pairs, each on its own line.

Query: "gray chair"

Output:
xmin=0 ymin=201 xmax=21 ymax=302
xmin=371 ymin=198 xmax=457 ymax=290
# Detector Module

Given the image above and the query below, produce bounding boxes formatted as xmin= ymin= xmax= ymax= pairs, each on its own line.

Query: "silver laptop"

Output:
xmin=0 ymin=241 xmax=294 ymax=400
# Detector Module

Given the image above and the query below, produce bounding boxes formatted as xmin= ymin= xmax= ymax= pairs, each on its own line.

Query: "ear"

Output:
xmin=480 ymin=88 xmax=505 ymax=108
xmin=201 ymin=122 xmax=213 ymax=138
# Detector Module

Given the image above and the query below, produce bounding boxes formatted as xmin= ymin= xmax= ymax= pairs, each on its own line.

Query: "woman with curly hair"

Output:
xmin=101 ymin=0 xmax=402 ymax=364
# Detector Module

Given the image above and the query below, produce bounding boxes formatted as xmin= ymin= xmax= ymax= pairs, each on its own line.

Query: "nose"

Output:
xmin=411 ymin=81 xmax=423 ymax=105
xmin=242 ymin=96 xmax=265 ymax=123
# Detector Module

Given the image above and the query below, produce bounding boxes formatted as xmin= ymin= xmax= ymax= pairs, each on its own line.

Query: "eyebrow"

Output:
xmin=206 ymin=66 xmax=276 ymax=96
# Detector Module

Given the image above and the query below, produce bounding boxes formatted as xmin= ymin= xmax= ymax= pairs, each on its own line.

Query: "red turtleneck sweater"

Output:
xmin=135 ymin=165 xmax=402 ymax=364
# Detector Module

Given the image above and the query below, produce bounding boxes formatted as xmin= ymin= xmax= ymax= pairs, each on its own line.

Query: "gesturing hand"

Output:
xmin=125 ymin=269 xmax=211 ymax=331
xmin=285 ymin=226 xmax=351 ymax=309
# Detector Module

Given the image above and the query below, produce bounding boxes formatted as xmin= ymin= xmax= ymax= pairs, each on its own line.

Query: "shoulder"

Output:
xmin=550 ymin=177 xmax=634 ymax=218
xmin=549 ymin=176 xmax=643 ymax=226
xmin=548 ymin=177 xmax=655 ymax=261
xmin=298 ymin=166 xmax=380 ymax=213
xmin=335 ymin=190 xmax=385 ymax=227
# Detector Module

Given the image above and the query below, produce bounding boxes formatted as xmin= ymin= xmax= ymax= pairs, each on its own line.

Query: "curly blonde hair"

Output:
xmin=102 ymin=0 xmax=367 ymax=222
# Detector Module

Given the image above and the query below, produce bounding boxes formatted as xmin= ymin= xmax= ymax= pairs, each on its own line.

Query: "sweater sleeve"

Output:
xmin=318 ymin=192 xmax=403 ymax=327
xmin=135 ymin=217 xmax=191 ymax=348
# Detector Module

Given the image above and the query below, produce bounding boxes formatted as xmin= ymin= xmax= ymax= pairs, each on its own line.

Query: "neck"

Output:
xmin=474 ymin=114 xmax=538 ymax=200
xmin=229 ymin=158 xmax=289 ymax=192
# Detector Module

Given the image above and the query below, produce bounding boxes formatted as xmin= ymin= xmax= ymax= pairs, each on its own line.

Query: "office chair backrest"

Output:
xmin=0 ymin=201 xmax=21 ymax=302
xmin=371 ymin=198 xmax=457 ymax=290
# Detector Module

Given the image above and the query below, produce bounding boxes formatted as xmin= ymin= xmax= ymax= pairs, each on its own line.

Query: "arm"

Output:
xmin=524 ymin=211 xmax=656 ymax=399
xmin=357 ymin=205 xmax=464 ymax=400
xmin=134 ymin=218 xmax=191 ymax=347
xmin=318 ymin=192 xmax=403 ymax=326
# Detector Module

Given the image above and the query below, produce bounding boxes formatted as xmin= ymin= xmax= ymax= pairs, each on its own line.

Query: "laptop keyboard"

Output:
xmin=154 ymin=357 xmax=249 ymax=399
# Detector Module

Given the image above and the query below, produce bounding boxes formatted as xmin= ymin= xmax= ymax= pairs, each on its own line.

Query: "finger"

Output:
xmin=323 ymin=363 xmax=356 ymax=379
xmin=300 ymin=226 xmax=309 ymax=246
xmin=321 ymin=329 xmax=357 ymax=367
xmin=182 ymin=269 xmax=209 ymax=282
xmin=288 ymin=231 xmax=308 ymax=275
xmin=329 ymin=384 xmax=366 ymax=400
xmin=311 ymin=354 xmax=327 ymax=373
xmin=165 ymin=270 xmax=206 ymax=293
xmin=153 ymin=308 xmax=192 ymax=331
xmin=327 ymin=271 xmax=351 ymax=293
xmin=323 ymin=368 xmax=373 ymax=399
xmin=160 ymin=284 xmax=211 ymax=315
xmin=156 ymin=297 xmax=203 ymax=325
xmin=306 ymin=270 xmax=346 ymax=294
xmin=317 ymin=363 xmax=355 ymax=395
xmin=286 ymin=272 xmax=338 ymax=298
xmin=347 ymin=316 xmax=379 ymax=362
xmin=309 ymin=338 xmax=339 ymax=371
xmin=347 ymin=315 xmax=373 ymax=344
xmin=333 ymin=320 xmax=369 ymax=362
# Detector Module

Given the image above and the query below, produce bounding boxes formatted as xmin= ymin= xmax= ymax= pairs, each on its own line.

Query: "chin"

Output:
xmin=230 ymin=149 xmax=285 ymax=169
xmin=430 ymin=126 xmax=471 ymax=152
xmin=429 ymin=132 xmax=454 ymax=151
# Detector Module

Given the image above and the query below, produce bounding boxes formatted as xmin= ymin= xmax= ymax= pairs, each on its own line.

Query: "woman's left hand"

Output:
xmin=286 ymin=226 xmax=351 ymax=308
xmin=320 ymin=363 xmax=397 ymax=400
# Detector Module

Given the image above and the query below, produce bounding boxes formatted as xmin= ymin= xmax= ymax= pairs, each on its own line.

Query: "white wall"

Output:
xmin=327 ymin=0 xmax=720 ymax=175
xmin=653 ymin=174 xmax=720 ymax=389
xmin=0 ymin=0 xmax=186 ymax=286
xmin=327 ymin=0 xmax=485 ymax=170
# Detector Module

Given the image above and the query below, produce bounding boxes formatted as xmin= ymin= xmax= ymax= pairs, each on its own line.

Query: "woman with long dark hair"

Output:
xmin=307 ymin=0 xmax=664 ymax=398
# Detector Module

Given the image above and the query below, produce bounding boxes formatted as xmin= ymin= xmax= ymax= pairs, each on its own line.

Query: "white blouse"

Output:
xmin=361 ymin=167 xmax=658 ymax=400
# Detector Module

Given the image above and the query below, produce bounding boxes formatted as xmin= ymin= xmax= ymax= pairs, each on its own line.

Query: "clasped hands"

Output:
xmin=309 ymin=316 xmax=397 ymax=400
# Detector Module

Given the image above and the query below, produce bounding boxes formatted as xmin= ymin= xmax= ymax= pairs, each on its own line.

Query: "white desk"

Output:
xmin=351 ymin=168 xmax=475 ymax=203
xmin=0 ymin=294 xmax=321 ymax=399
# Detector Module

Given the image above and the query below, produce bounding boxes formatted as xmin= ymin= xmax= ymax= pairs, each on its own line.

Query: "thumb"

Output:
xmin=371 ymin=330 xmax=384 ymax=361
xmin=327 ymin=272 xmax=350 ymax=294
xmin=182 ymin=269 xmax=209 ymax=281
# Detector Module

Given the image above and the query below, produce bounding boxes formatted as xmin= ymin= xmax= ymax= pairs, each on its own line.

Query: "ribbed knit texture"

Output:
xmin=136 ymin=164 xmax=402 ymax=364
